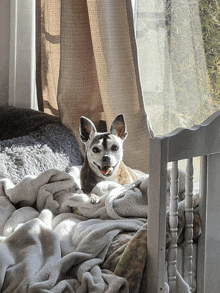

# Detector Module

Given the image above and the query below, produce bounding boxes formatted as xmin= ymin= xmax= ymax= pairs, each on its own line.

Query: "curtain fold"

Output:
xmin=37 ymin=0 xmax=61 ymax=116
xmin=57 ymin=0 xmax=104 ymax=131
xmin=37 ymin=0 xmax=153 ymax=173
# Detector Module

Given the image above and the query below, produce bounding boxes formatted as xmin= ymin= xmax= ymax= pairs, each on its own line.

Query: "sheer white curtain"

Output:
xmin=133 ymin=0 xmax=214 ymax=135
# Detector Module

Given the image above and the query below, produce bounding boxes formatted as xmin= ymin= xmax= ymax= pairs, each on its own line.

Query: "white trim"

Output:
xmin=131 ymin=0 xmax=138 ymax=35
xmin=9 ymin=0 xmax=38 ymax=110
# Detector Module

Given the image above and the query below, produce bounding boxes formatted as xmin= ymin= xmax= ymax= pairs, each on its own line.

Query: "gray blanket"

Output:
xmin=0 ymin=167 xmax=201 ymax=292
xmin=0 ymin=123 xmax=82 ymax=184
xmin=0 ymin=169 xmax=147 ymax=293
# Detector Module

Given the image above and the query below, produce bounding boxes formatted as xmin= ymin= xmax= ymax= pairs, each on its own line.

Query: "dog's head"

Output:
xmin=80 ymin=114 xmax=127 ymax=178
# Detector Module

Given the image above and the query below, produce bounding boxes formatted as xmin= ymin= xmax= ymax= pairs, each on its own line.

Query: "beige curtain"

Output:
xmin=37 ymin=0 xmax=61 ymax=116
xmin=37 ymin=0 xmax=153 ymax=173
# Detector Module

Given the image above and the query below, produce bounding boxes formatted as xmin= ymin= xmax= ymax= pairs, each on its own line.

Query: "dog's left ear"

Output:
xmin=80 ymin=116 xmax=97 ymax=143
xmin=110 ymin=114 xmax=128 ymax=140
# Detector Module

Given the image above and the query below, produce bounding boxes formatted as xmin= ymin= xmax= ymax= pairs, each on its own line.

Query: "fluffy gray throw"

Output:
xmin=0 ymin=123 xmax=82 ymax=184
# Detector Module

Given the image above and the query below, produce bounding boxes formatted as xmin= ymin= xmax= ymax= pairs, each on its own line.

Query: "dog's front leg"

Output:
xmin=90 ymin=194 xmax=101 ymax=204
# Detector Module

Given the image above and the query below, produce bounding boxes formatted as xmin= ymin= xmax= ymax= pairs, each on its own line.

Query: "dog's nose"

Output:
xmin=102 ymin=156 xmax=110 ymax=164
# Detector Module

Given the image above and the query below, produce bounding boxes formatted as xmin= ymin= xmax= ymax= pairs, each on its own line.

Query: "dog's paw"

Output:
xmin=90 ymin=194 xmax=100 ymax=204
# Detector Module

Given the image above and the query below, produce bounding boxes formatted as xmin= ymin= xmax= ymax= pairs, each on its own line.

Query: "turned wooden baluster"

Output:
xmin=168 ymin=161 xmax=179 ymax=293
xmin=197 ymin=155 xmax=207 ymax=293
xmin=184 ymin=158 xmax=194 ymax=290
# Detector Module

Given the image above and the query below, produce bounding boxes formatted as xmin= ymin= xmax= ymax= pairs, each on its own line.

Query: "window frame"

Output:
xmin=9 ymin=0 xmax=38 ymax=110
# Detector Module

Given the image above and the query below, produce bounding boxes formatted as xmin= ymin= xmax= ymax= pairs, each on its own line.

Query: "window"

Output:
xmin=9 ymin=0 xmax=38 ymax=109
xmin=133 ymin=0 xmax=218 ymax=135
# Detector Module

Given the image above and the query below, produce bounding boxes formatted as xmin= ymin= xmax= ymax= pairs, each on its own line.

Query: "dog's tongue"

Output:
xmin=101 ymin=166 xmax=113 ymax=175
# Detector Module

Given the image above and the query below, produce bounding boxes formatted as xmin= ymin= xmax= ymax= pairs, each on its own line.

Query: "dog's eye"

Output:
xmin=111 ymin=144 xmax=119 ymax=151
xmin=92 ymin=147 xmax=101 ymax=153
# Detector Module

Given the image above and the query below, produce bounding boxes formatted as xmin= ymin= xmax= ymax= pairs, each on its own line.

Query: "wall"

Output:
xmin=0 ymin=0 xmax=10 ymax=106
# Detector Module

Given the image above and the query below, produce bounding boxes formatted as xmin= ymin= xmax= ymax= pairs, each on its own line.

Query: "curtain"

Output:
xmin=134 ymin=0 xmax=216 ymax=135
xmin=36 ymin=0 xmax=61 ymax=116
xmin=36 ymin=0 xmax=153 ymax=173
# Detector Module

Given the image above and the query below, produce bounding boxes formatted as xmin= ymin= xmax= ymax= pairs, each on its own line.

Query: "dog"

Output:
xmin=80 ymin=114 xmax=145 ymax=193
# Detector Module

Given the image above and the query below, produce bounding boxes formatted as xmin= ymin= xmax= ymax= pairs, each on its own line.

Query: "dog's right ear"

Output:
xmin=80 ymin=116 xmax=97 ymax=143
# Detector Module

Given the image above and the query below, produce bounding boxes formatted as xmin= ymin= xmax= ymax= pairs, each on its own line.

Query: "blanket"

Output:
xmin=0 ymin=123 xmax=82 ymax=185
xmin=0 ymin=106 xmax=61 ymax=141
xmin=0 ymin=168 xmax=202 ymax=293
xmin=0 ymin=169 xmax=148 ymax=293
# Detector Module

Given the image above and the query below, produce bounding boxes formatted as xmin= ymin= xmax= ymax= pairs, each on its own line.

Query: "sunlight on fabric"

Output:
xmin=5 ymin=225 xmax=21 ymax=236
xmin=5 ymin=221 xmax=39 ymax=238
xmin=133 ymin=0 xmax=215 ymax=135
xmin=14 ymin=223 xmax=24 ymax=232
xmin=54 ymin=219 xmax=78 ymax=238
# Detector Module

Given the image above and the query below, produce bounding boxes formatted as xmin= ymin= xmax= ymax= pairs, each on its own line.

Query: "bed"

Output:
xmin=0 ymin=106 xmax=219 ymax=292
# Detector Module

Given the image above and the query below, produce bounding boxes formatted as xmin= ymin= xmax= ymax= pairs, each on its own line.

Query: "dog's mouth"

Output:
xmin=94 ymin=163 xmax=115 ymax=176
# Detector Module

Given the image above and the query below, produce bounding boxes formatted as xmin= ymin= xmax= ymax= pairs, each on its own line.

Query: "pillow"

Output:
xmin=0 ymin=106 xmax=63 ymax=140
xmin=0 ymin=108 xmax=82 ymax=184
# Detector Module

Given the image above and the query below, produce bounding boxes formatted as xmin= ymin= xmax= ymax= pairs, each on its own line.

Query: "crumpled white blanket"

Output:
xmin=0 ymin=167 xmax=192 ymax=292
xmin=0 ymin=168 xmax=147 ymax=293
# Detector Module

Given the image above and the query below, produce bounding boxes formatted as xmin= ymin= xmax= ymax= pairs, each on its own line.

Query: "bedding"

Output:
xmin=0 ymin=167 xmax=201 ymax=293
xmin=0 ymin=122 xmax=82 ymax=185
xmin=0 ymin=106 xmax=61 ymax=141
xmin=0 ymin=107 xmax=202 ymax=292
xmin=0 ymin=169 xmax=147 ymax=292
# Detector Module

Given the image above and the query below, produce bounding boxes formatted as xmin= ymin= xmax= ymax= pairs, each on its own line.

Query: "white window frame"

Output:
xmin=9 ymin=0 xmax=38 ymax=110
xmin=131 ymin=0 xmax=137 ymax=34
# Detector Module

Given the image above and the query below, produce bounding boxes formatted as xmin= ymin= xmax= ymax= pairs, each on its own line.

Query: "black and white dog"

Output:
xmin=79 ymin=114 xmax=128 ymax=193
